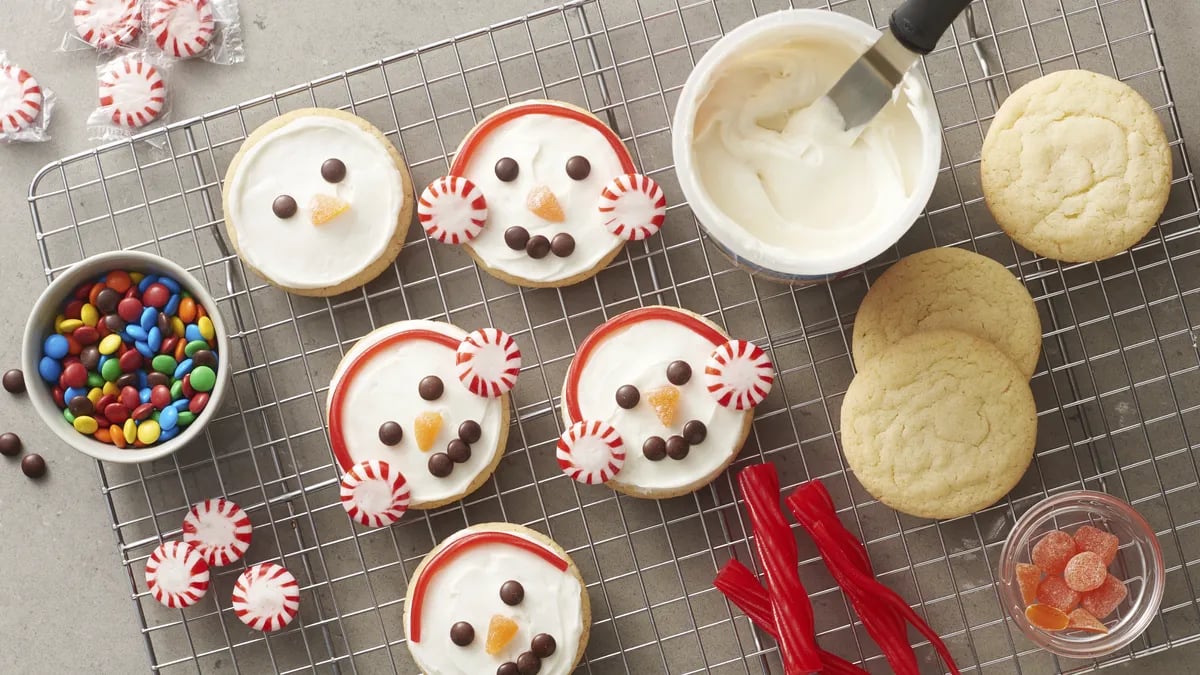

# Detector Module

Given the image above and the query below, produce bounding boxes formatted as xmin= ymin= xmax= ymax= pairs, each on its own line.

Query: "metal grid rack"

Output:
xmin=25 ymin=0 xmax=1200 ymax=672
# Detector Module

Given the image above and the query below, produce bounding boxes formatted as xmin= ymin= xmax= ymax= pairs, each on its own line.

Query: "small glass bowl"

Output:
xmin=998 ymin=490 xmax=1164 ymax=658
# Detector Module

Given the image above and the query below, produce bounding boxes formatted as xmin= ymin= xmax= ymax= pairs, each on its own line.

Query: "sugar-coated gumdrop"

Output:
xmin=1036 ymin=575 xmax=1081 ymax=613
xmin=1016 ymin=562 xmax=1041 ymax=605
xmin=1067 ymin=608 xmax=1109 ymax=634
xmin=310 ymin=194 xmax=350 ymax=226
xmin=1063 ymin=551 xmax=1107 ymax=592
xmin=414 ymin=411 xmax=442 ymax=453
xmin=1025 ymin=603 xmax=1069 ymax=631
xmin=1032 ymin=530 xmax=1077 ymax=575
xmin=1074 ymin=525 xmax=1119 ymax=566
xmin=1080 ymin=574 xmax=1128 ymax=620
xmin=647 ymin=385 xmax=680 ymax=427
xmin=485 ymin=614 xmax=519 ymax=655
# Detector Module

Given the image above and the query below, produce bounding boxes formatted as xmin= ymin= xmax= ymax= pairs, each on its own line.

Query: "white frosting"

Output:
xmin=328 ymin=320 xmax=504 ymax=506
xmin=461 ymin=111 xmax=626 ymax=284
xmin=691 ymin=39 xmax=928 ymax=264
xmin=569 ymin=316 xmax=749 ymax=492
xmin=227 ymin=115 xmax=404 ymax=290
xmin=405 ymin=529 xmax=584 ymax=675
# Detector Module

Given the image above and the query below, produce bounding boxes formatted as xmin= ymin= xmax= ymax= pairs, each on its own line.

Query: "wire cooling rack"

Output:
xmin=25 ymin=0 xmax=1200 ymax=673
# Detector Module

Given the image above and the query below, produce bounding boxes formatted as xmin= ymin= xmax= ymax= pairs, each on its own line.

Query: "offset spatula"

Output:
xmin=826 ymin=0 xmax=975 ymax=131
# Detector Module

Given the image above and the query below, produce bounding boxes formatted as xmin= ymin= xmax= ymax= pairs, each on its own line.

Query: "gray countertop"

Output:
xmin=1 ymin=1 xmax=1198 ymax=673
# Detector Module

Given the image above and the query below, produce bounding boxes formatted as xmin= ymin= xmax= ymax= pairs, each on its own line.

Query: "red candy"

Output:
xmin=1063 ymin=551 xmax=1107 ymax=592
xmin=120 ymin=386 xmax=139 ymax=410
xmin=150 ymin=384 xmax=172 ymax=409
xmin=1036 ymin=575 xmax=1080 ymax=613
xmin=1074 ymin=525 xmax=1119 ymax=566
xmin=182 ymin=374 xmax=194 ymax=398
xmin=104 ymin=403 xmax=130 ymax=425
xmin=142 ymin=283 xmax=170 ymax=309
xmin=52 ymin=386 xmax=65 ymax=407
xmin=65 ymin=299 xmax=84 ymax=320
xmin=1016 ymin=562 xmax=1041 ymax=605
xmin=73 ymin=326 xmax=99 ymax=345
xmin=1031 ymin=530 xmax=1077 ymax=575
xmin=118 ymin=350 xmax=142 ymax=372
xmin=117 ymin=297 xmax=143 ymax=322
xmin=132 ymin=403 xmax=154 ymax=421
xmin=189 ymin=392 xmax=209 ymax=414
xmin=62 ymin=362 xmax=88 ymax=389
xmin=1080 ymin=574 xmax=1128 ymax=619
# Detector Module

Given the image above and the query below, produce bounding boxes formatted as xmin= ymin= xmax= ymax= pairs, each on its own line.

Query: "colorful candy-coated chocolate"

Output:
xmin=44 ymin=334 xmax=70 ymax=359
xmin=190 ymin=366 xmax=215 ymax=393
xmin=159 ymin=406 xmax=179 ymax=431
xmin=198 ymin=316 xmax=215 ymax=341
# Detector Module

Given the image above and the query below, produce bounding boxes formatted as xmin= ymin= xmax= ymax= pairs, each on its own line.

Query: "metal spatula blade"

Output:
xmin=824 ymin=31 xmax=919 ymax=131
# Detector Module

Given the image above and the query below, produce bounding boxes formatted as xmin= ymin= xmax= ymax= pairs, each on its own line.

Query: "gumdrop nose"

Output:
xmin=526 ymin=185 xmax=565 ymax=223
xmin=647 ymin=385 xmax=681 ymax=427
xmin=310 ymin=194 xmax=350 ymax=226
xmin=485 ymin=614 xmax=519 ymax=655
xmin=414 ymin=411 xmax=443 ymax=452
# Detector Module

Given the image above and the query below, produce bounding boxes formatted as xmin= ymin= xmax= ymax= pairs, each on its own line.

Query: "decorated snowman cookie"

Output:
xmin=223 ymin=108 xmax=414 ymax=297
xmin=404 ymin=523 xmax=590 ymax=675
xmin=418 ymin=100 xmax=667 ymax=288
xmin=326 ymin=320 xmax=518 ymax=511
xmin=559 ymin=306 xmax=773 ymax=499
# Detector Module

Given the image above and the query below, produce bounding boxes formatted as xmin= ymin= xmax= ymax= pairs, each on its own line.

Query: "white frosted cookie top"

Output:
xmin=226 ymin=114 xmax=404 ymax=290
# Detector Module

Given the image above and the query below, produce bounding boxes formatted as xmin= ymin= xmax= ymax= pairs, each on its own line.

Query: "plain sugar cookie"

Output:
xmin=852 ymin=247 xmax=1042 ymax=378
xmin=222 ymin=108 xmax=413 ymax=296
xmin=981 ymin=70 xmax=1171 ymax=262
xmin=841 ymin=329 xmax=1037 ymax=520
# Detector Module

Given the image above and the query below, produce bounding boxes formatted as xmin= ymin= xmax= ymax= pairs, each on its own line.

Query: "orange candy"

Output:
xmin=526 ymin=185 xmax=565 ymax=223
xmin=1015 ymin=562 xmax=1041 ymax=605
xmin=1067 ymin=608 xmax=1109 ymax=634
xmin=647 ymin=386 xmax=680 ymax=427
xmin=1031 ymin=530 xmax=1077 ymax=575
xmin=1080 ymin=574 xmax=1128 ymax=619
xmin=88 ymin=282 xmax=105 ymax=307
xmin=1074 ymin=525 xmax=1119 ymax=566
xmin=1063 ymin=551 xmax=1107 ymax=592
xmin=485 ymin=615 xmax=518 ymax=655
xmin=1036 ymin=575 xmax=1080 ymax=613
xmin=310 ymin=194 xmax=350 ymax=226
xmin=110 ymin=425 xmax=127 ymax=449
xmin=105 ymin=270 xmax=133 ymax=293
xmin=93 ymin=427 xmax=112 ymax=444
xmin=414 ymin=411 xmax=443 ymax=452
xmin=1025 ymin=604 xmax=1069 ymax=631
xmin=178 ymin=296 xmax=197 ymax=324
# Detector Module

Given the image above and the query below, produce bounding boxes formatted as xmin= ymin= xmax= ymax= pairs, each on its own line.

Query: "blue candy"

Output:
xmin=159 ymin=406 xmax=179 ymax=431
xmin=184 ymin=324 xmax=203 ymax=342
xmin=43 ymin=334 xmax=69 ymax=360
xmin=137 ymin=274 xmax=159 ymax=293
xmin=164 ymin=294 xmax=181 ymax=316
xmin=135 ymin=341 xmax=154 ymax=359
xmin=159 ymin=425 xmax=181 ymax=442
xmin=139 ymin=387 xmax=152 ymax=404
xmin=98 ymin=354 xmax=110 ymax=369
xmin=173 ymin=358 xmax=193 ymax=379
xmin=172 ymin=398 xmax=190 ymax=412
xmin=64 ymin=386 xmax=87 ymax=403
xmin=126 ymin=325 xmax=148 ymax=341
xmin=147 ymin=327 xmax=163 ymax=353
xmin=38 ymin=356 xmax=62 ymax=383
xmin=137 ymin=370 xmax=148 ymax=389
xmin=140 ymin=307 xmax=158 ymax=331
xmin=159 ymin=276 xmax=181 ymax=294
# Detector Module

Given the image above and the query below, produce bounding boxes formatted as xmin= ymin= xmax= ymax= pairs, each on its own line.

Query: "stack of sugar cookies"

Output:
xmin=842 ymin=248 xmax=1041 ymax=519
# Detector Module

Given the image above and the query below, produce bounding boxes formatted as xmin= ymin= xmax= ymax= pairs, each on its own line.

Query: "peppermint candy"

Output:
xmin=182 ymin=498 xmax=253 ymax=566
xmin=418 ymin=176 xmax=488 ymax=244
xmin=74 ymin=0 xmax=143 ymax=50
xmin=232 ymin=563 xmax=300 ymax=632
xmin=339 ymin=460 xmax=411 ymax=528
xmin=455 ymin=328 xmax=520 ymax=397
xmin=0 ymin=64 xmax=43 ymax=134
xmin=556 ymin=420 xmax=625 ymax=485
xmin=598 ymin=173 xmax=666 ymax=241
xmin=704 ymin=339 xmax=773 ymax=410
xmin=150 ymin=0 xmax=216 ymax=59
xmin=99 ymin=58 xmax=167 ymax=130
xmin=145 ymin=541 xmax=210 ymax=608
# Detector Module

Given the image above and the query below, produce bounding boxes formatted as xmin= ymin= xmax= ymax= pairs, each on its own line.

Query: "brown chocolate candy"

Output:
xmin=147 ymin=372 xmax=170 ymax=388
xmin=447 ymin=439 xmax=471 ymax=464
xmin=526 ymin=235 xmax=551 ymax=259
xmin=79 ymin=346 xmax=101 ymax=372
xmin=458 ymin=420 xmax=481 ymax=444
xmin=495 ymin=157 xmax=519 ymax=182
xmin=516 ymin=652 xmax=541 ymax=674
xmin=550 ymin=233 xmax=575 ymax=258
xmin=321 ymin=158 xmax=347 ymax=183
xmin=0 ymin=432 xmax=21 ymax=457
xmin=666 ymin=360 xmax=692 ymax=385
xmin=104 ymin=314 xmax=126 ymax=334
xmin=615 ymin=384 xmax=639 ymax=409
xmin=666 ymin=435 xmax=689 ymax=460
xmin=192 ymin=350 xmax=218 ymax=369
xmin=643 ymin=436 xmax=667 ymax=461
xmin=378 ymin=421 xmax=403 ymax=446
xmin=429 ymin=452 xmax=453 ymax=477
xmin=95 ymin=288 xmax=121 ymax=315
xmin=116 ymin=373 xmax=138 ymax=390
xmin=68 ymin=396 xmax=94 ymax=417
xmin=157 ymin=312 xmax=170 ymax=336
xmin=497 ymin=664 xmax=519 ymax=675
xmin=272 ymin=194 xmax=298 ymax=219
xmin=450 ymin=621 xmax=474 ymax=647
xmin=565 ymin=155 xmax=590 ymax=180
xmin=1 ymin=369 xmax=22 ymax=395
xmin=500 ymin=579 xmax=524 ymax=606
xmin=21 ymin=453 xmax=46 ymax=478
xmin=530 ymin=633 xmax=556 ymax=658
xmin=682 ymin=420 xmax=707 ymax=445
xmin=504 ymin=226 xmax=530 ymax=251
xmin=419 ymin=375 xmax=444 ymax=401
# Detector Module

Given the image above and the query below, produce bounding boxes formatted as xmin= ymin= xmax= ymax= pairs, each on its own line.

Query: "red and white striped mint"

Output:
xmin=74 ymin=0 xmax=142 ymax=50
xmin=704 ymin=339 xmax=773 ymax=410
xmin=598 ymin=173 xmax=666 ymax=241
xmin=150 ymin=0 xmax=216 ymax=59
xmin=232 ymin=563 xmax=300 ymax=632
xmin=418 ymin=175 xmax=488 ymax=244
xmin=0 ymin=64 xmax=43 ymax=134
xmin=145 ymin=541 xmax=210 ymax=609
xmin=99 ymin=58 xmax=167 ymax=130
xmin=182 ymin=498 xmax=253 ymax=567
xmin=455 ymin=328 xmax=520 ymax=397
xmin=557 ymin=420 xmax=625 ymax=485
xmin=339 ymin=460 xmax=410 ymax=528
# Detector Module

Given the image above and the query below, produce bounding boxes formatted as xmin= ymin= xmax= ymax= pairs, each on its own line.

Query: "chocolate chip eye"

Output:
xmin=419 ymin=375 xmax=444 ymax=401
xmin=500 ymin=579 xmax=525 ymax=605
xmin=272 ymin=195 xmax=298 ymax=219
xmin=450 ymin=621 xmax=475 ymax=646
xmin=666 ymin=360 xmax=692 ymax=385
xmin=495 ymin=157 xmax=519 ymax=182
xmin=321 ymin=158 xmax=347 ymax=183
xmin=565 ymin=155 xmax=591 ymax=180
xmin=615 ymin=384 xmax=640 ymax=409
xmin=378 ymin=421 xmax=403 ymax=446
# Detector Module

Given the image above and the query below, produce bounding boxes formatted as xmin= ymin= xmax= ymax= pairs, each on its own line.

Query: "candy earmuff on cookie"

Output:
xmin=558 ymin=306 xmax=773 ymax=499
xmin=418 ymin=100 xmax=667 ymax=288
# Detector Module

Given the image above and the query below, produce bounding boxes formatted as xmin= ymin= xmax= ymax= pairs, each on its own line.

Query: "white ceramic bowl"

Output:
xmin=672 ymin=9 xmax=943 ymax=283
xmin=21 ymin=251 xmax=230 ymax=464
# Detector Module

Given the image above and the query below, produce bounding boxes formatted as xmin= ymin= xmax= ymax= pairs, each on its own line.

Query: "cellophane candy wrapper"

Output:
xmin=146 ymin=0 xmax=245 ymax=65
xmin=55 ymin=0 xmax=145 ymax=52
xmin=0 ymin=52 xmax=55 ymax=143
xmin=87 ymin=50 xmax=173 ymax=142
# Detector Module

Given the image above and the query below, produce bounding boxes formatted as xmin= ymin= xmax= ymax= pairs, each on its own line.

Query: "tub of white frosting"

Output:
xmin=672 ymin=10 xmax=942 ymax=283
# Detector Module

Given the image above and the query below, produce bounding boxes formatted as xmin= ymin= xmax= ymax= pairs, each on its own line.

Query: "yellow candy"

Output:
xmin=309 ymin=194 xmax=350 ymax=226
xmin=102 ymin=381 xmax=119 ymax=396
xmin=171 ymin=317 xmax=186 ymax=338
xmin=98 ymin=333 xmax=123 ymax=355
xmin=80 ymin=303 xmax=99 ymax=327
xmin=123 ymin=419 xmax=137 ymax=444
xmin=73 ymin=416 xmax=99 ymax=435
xmin=130 ymin=272 xmax=145 ymax=282
xmin=58 ymin=319 xmax=84 ymax=334
xmin=198 ymin=316 xmax=215 ymax=341
xmin=87 ymin=388 xmax=103 ymax=404
xmin=53 ymin=314 xmax=66 ymax=332
xmin=137 ymin=420 xmax=161 ymax=445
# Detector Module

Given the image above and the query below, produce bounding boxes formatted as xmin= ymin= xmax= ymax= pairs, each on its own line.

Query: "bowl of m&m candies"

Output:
xmin=998 ymin=490 xmax=1165 ymax=658
xmin=21 ymin=251 xmax=229 ymax=464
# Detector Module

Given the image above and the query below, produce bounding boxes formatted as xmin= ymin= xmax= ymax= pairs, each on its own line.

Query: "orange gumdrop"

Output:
xmin=1026 ymin=603 xmax=1069 ymax=631
xmin=1067 ymin=608 xmax=1109 ymax=634
xmin=647 ymin=386 xmax=680 ymax=427
xmin=414 ymin=411 xmax=443 ymax=452
xmin=310 ymin=194 xmax=350 ymax=226
xmin=485 ymin=615 xmax=519 ymax=655
xmin=1063 ymin=551 xmax=1107 ymax=592
xmin=1073 ymin=525 xmax=1119 ymax=566
xmin=1036 ymin=575 xmax=1081 ymax=613
xmin=1031 ymin=530 xmax=1077 ymax=575
xmin=1016 ymin=562 xmax=1041 ymax=605
xmin=526 ymin=185 xmax=565 ymax=223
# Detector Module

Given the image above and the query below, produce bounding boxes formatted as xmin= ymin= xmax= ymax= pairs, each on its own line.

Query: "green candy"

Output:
xmin=184 ymin=340 xmax=209 ymax=357
xmin=63 ymin=408 xmax=75 ymax=424
xmin=87 ymin=372 xmax=104 ymax=389
xmin=151 ymin=355 xmax=177 ymax=375
xmin=177 ymin=411 xmax=195 ymax=427
xmin=190 ymin=365 xmax=216 ymax=393
xmin=170 ymin=380 xmax=184 ymax=399
xmin=100 ymin=358 xmax=122 ymax=382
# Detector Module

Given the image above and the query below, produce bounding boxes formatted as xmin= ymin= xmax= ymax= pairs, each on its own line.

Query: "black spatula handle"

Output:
xmin=889 ymin=0 xmax=975 ymax=55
